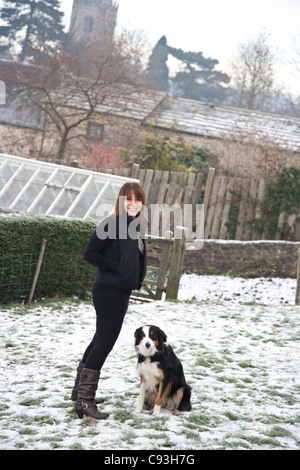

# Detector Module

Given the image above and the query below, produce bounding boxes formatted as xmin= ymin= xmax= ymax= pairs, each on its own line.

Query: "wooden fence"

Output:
xmin=99 ymin=163 xmax=203 ymax=206
xmin=111 ymin=164 xmax=266 ymax=240
xmin=106 ymin=163 xmax=207 ymax=238
xmin=204 ymin=173 xmax=267 ymax=240
xmin=78 ymin=163 xmax=300 ymax=301
xmin=95 ymin=163 xmax=300 ymax=241
xmin=203 ymin=173 xmax=300 ymax=241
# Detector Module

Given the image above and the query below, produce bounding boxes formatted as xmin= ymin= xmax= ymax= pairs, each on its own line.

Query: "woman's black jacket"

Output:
xmin=84 ymin=214 xmax=147 ymax=291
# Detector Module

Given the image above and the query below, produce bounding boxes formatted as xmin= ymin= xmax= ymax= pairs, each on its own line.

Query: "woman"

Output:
xmin=71 ymin=182 xmax=147 ymax=420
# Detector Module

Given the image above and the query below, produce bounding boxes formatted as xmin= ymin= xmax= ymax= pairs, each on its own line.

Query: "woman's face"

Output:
xmin=123 ymin=190 xmax=143 ymax=218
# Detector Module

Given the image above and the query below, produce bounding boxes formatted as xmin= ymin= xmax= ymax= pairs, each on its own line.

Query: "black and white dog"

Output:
xmin=134 ymin=325 xmax=192 ymax=416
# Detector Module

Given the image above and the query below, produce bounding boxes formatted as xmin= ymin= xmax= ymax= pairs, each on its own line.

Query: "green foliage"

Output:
xmin=169 ymin=45 xmax=230 ymax=103
xmin=146 ymin=35 xmax=230 ymax=102
xmin=256 ymin=167 xmax=300 ymax=239
xmin=146 ymin=35 xmax=169 ymax=91
xmin=0 ymin=0 xmax=66 ymax=60
xmin=0 ymin=214 xmax=97 ymax=304
xmin=267 ymin=167 xmax=300 ymax=214
xmin=188 ymin=147 xmax=210 ymax=174
xmin=120 ymin=123 xmax=210 ymax=173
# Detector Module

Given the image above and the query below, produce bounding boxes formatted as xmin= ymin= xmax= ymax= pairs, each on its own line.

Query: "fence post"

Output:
xmin=166 ymin=227 xmax=186 ymax=300
xmin=27 ymin=239 xmax=47 ymax=308
xmin=296 ymin=247 xmax=300 ymax=306
xmin=203 ymin=167 xmax=215 ymax=218
xmin=131 ymin=163 xmax=140 ymax=179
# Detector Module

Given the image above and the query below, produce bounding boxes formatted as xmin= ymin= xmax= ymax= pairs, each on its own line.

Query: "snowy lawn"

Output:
xmin=0 ymin=274 xmax=299 ymax=450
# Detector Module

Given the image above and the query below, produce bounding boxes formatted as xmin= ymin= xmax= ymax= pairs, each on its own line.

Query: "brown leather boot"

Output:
xmin=75 ymin=368 xmax=109 ymax=420
xmin=71 ymin=362 xmax=104 ymax=404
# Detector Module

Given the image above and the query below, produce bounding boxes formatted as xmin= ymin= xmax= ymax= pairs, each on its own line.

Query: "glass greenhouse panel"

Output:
xmin=11 ymin=167 xmax=53 ymax=212
xmin=69 ymin=191 xmax=97 ymax=219
xmin=0 ymin=161 xmax=19 ymax=191
xmin=47 ymin=189 xmax=79 ymax=216
xmin=0 ymin=154 xmax=137 ymax=220
xmin=30 ymin=185 xmax=61 ymax=214
xmin=67 ymin=172 xmax=89 ymax=189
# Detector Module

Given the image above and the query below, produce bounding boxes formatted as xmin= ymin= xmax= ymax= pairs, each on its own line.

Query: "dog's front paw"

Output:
xmin=152 ymin=405 xmax=161 ymax=416
xmin=134 ymin=407 xmax=142 ymax=414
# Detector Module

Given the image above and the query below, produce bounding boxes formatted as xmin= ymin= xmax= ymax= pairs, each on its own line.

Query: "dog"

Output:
xmin=134 ymin=325 xmax=192 ymax=416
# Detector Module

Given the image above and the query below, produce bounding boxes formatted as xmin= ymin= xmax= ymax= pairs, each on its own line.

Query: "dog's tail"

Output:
xmin=178 ymin=385 xmax=192 ymax=411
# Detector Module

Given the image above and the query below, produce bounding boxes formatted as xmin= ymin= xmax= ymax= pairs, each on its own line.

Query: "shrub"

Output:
xmin=0 ymin=214 xmax=97 ymax=303
xmin=255 ymin=166 xmax=300 ymax=239
xmin=119 ymin=122 xmax=210 ymax=173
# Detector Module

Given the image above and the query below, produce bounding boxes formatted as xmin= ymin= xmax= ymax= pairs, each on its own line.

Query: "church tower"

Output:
xmin=68 ymin=0 xmax=118 ymax=47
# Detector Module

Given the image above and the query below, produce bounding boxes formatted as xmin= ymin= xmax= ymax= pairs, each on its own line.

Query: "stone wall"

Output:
xmin=184 ymin=240 xmax=300 ymax=278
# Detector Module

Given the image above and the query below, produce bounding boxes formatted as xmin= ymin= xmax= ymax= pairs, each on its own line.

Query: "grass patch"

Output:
xmin=1 ymin=297 xmax=300 ymax=450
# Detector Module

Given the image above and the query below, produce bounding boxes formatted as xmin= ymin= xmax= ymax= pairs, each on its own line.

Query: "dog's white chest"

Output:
xmin=138 ymin=358 xmax=160 ymax=386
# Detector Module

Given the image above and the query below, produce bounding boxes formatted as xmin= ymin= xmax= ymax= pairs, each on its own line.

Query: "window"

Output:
xmin=84 ymin=16 xmax=94 ymax=33
xmin=87 ymin=122 xmax=104 ymax=141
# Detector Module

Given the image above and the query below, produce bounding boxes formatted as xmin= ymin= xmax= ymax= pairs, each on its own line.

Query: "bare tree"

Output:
xmin=230 ymin=31 xmax=275 ymax=110
xmin=281 ymin=32 xmax=300 ymax=117
xmin=3 ymin=29 xmax=148 ymax=161
xmin=290 ymin=32 xmax=300 ymax=73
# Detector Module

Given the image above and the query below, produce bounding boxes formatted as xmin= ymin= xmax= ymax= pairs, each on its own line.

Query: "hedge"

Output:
xmin=0 ymin=214 xmax=97 ymax=304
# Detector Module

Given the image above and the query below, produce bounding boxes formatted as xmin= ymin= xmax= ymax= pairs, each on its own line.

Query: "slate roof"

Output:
xmin=78 ymin=87 xmax=300 ymax=153
xmin=1 ymin=55 xmax=300 ymax=153
xmin=144 ymin=96 xmax=300 ymax=153
xmin=66 ymin=87 xmax=167 ymax=121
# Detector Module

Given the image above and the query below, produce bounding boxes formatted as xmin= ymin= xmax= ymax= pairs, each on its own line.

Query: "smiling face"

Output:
xmin=114 ymin=182 xmax=146 ymax=220
xmin=123 ymin=190 xmax=143 ymax=218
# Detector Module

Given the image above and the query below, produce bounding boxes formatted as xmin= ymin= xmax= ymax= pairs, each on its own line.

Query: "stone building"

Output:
xmin=68 ymin=0 xmax=118 ymax=47
xmin=1 ymin=61 xmax=300 ymax=178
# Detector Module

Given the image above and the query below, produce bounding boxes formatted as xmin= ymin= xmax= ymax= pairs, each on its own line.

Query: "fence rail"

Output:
xmin=131 ymin=230 xmax=186 ymax=302
xmin=204 ymin=175 xmax=267 ymax=240
xmin=101 ymin=164 xmax=300 ymax=242
xmin=99 ymin=163 xmax=203 ymax=206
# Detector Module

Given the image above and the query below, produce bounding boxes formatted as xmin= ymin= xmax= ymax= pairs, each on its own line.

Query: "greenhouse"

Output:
xmin=0 ymin=154 xmax=136 ymax=220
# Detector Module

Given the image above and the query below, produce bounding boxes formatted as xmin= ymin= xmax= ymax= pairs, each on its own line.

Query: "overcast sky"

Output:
xmin=59 ymin=0 xmax=300 ymax=96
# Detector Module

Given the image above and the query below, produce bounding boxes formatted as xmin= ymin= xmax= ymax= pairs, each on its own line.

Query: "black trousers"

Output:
xmin=82 ymin=284 xmax=131 ymax=372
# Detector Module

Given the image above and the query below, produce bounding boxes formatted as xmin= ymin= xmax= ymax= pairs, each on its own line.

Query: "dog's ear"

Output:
xmin=134 ymin=327 xmax=142 ymax=337
xmin=158 ymin=328 xmax=167 ymax=343
xmin=134 ymin=327 xmax=143 ymax=344
xmin=156 ymin=328 xmax=167 ymax=352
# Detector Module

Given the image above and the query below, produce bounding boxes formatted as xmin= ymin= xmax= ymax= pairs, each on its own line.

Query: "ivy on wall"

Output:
xmin=254 ymin=167 xmax=300 ymax=239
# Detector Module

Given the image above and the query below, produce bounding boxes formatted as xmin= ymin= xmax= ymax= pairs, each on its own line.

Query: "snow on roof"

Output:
xmin=145 ymin=96 xmax=300 ymax=152
xmin=65 ymin=87 xmax=167 ymax=121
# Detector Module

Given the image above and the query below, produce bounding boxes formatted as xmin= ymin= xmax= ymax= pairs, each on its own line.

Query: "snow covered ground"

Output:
xmin=178 ymin=274 xmax=296 ymax=305
xmin=0 ymin=274 xmax=299 ymax=451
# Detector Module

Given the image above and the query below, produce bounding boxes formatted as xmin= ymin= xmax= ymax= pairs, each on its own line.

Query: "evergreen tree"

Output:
xmin=146 ymin=35 xmax=230 ymax=103
xmin=0 ymin=0 xmax=66 ymax=61
xmin=169 ymin=46 xmax=230 ymax=103
xmin=146 ymin=36 xmax=169 ymax=91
